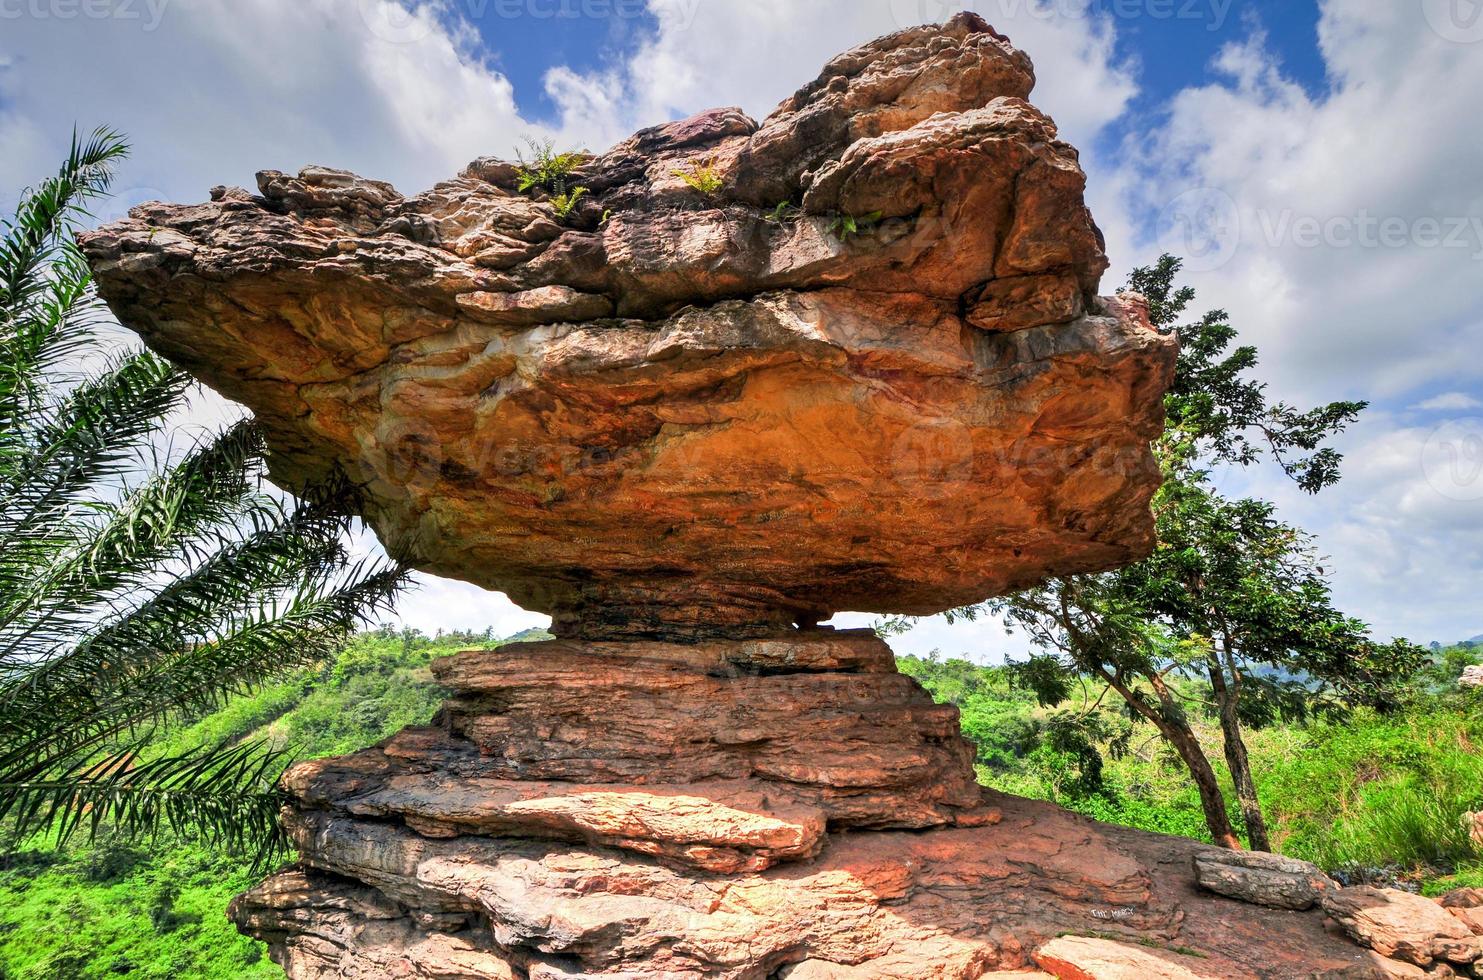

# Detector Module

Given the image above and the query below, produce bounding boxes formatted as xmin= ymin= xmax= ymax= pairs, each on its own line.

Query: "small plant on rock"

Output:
xmin=672 ymin=157 xmax=725 ymax=197
xmin=765 ymin=200 xmax=802 ymax=224
xmin=515 ymin=136 xmax=585 ymax=194
xmin=549 ymin=186 xmax=589 ymax=223
xmin=830 ymin=210 xmax=884 ymax=241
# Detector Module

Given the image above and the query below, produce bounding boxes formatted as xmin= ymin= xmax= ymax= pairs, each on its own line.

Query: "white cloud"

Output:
xmin=1117 ymin=2 xmax=1483 ymax=405
xmin=1414 ymin=392 xmax=1483 ymax=412
xmin=1217 ymin=409 xmax=1483 ymax=646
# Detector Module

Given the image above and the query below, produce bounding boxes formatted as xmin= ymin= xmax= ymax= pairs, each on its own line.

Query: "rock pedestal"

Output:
xmin=229 ymin=631 xmax=1384 ymax=980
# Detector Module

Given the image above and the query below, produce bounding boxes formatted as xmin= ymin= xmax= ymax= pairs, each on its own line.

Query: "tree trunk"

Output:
xmin=1094 ymin=667 xmax=1243 ymax=850
xmin=1209 ymin=645 xmax=1271 ymax=851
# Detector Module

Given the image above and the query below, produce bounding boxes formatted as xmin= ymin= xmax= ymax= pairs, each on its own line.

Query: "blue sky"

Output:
xmin=1 ymin=1 xmax=1479 ymax=655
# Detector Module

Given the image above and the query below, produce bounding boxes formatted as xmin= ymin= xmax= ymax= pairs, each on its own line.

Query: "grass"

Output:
xmin=906 ymin=649 xmax=1483 ymax=888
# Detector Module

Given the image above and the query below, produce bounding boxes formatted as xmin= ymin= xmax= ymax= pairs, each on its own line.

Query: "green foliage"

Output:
xmin=514 ymin=137 xmax=584 ymax=194
xmin=829 ymin=210 xmax=884 ymax=241
xmin=0 ymin=132 xmax=407 ymax=864
xmin=904 ymin=653 xmax=1483 ymax=884
xmin=514 ymin=137 xmax=591 ymax=224
xmin=0 ymin=628 xmax=511 ymax=977
xmin=764 ymin=201 xmax=802 ymax=224
xmin=1126 ymin=254 xmax=1367 ymax=494
xmin=1260 ymin=703 xmax=1483 ymax=874
xmin=0 ymin=833 xmax=278 ymax=979
xmin=671 ymin=157 xmax=725 ymax=196
xmin=548 ymin=186 xmax=589 ymax=222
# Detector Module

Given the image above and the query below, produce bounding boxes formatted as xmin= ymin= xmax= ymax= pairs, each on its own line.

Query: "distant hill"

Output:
xmin=503 ymin=627 xmax=555 ymax=644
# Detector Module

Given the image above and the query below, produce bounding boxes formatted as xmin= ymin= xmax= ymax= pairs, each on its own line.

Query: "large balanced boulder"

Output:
xmin=81 ymin=11 xmax=1395 ymax=980
xmin=80 ymin=12 xmax=1174 ymax=640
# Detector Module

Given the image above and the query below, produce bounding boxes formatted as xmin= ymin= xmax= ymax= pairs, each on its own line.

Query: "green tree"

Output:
xmin=962 ymin=256 xmax=1422 ymax=850
xmin=1117 ymin=453 xmax=1423 ymax=850
xmin=0 ymin=130 xmax=405 ymax=861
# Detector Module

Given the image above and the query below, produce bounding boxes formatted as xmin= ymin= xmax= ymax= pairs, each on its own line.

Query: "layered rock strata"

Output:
xmin=230 ymin=632 xmax=1389 ymax=980
xmin=275 ymin=631 xmax=990 ymax=875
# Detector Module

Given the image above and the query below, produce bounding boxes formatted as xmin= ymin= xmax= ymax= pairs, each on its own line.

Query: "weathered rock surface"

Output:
xmin=231 ymin=632 xmax=1402 ymax=978
xmin=1193 ymin=848 xmax=1337 ymax=910
xmin=1033 ymin=935 xmax=1216 ymax=979
xmin=279 ymin=631 xmax=992 ymax=874
xmin=1441 ymin=889 xmax=1483 ymax=936
xmin=1459 ymin=666 xmax=1483 ymax=689
xmin=234 ymin=791 xmax=1384 ymax=980
xmin=1322 ymin=887 xmax=1483 ymax=968
xmin=80 ymin=12 xmax=1175 ymax=638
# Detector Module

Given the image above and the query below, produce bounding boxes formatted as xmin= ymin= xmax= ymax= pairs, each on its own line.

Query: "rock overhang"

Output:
xmin=79 ymin=12 xmax=1177 ymax=638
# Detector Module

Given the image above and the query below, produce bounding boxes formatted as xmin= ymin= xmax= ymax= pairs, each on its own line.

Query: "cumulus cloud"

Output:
xmin=1414 ymin=392 xmax=1483 ymax=412
xmin=1120 ymin=2 xmax=1483 ymax=405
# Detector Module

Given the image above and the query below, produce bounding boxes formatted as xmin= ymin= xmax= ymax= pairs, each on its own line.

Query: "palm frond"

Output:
xmin=1 ymin=420 xmax=267 ymax=653
xmin=0 ymin=131 xmax=408 ymax=861
xmin=0 ymin=739 xmax=289 ymax=869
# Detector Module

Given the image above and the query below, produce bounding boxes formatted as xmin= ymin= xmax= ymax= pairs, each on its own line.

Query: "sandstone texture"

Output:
xmin=278 ymin=630 xmax=990 ymax=875
xmin=223 ymin=626 xmax=1461 ymax=980
xmin=81 ymin=12 xmax=1176 ymax=638
xmin=76 ymin=13 xmax=1418 ymax=980
xmin=1191 ymin=848 xmax=1337 ymax=910
xmin=228 ymin=631 xmax=1407 ymax=979
xmin=1321 ymin=886 xmax=1483 ymax=969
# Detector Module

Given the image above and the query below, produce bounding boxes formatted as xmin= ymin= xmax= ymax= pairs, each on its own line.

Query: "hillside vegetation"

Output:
xmin=0 ymin=628 xmax=519 ymax=980
xmin=2 ymin=630 xmax=1479 ymax=978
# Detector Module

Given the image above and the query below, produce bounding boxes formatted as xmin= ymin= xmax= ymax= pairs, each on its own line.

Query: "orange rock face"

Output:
xmin=230 ymin=632 xmax=1389 ymax=978
xmin=80 ymin=12 xmax=1175 ymax=638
